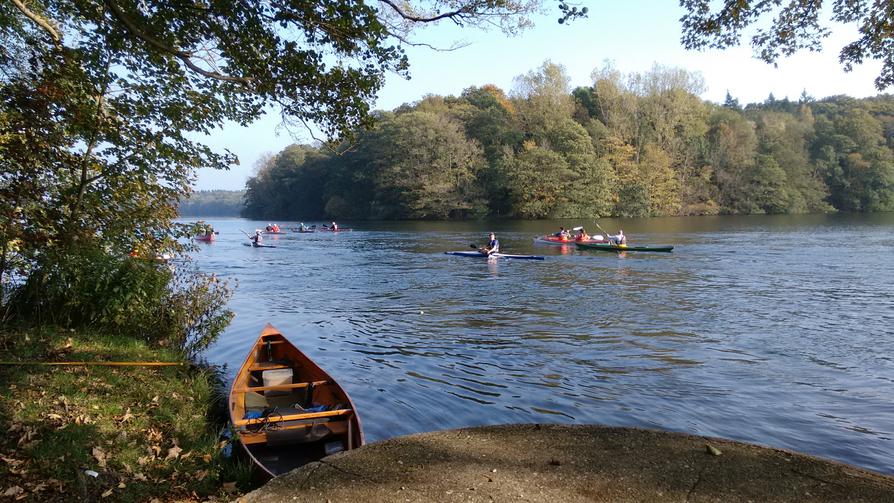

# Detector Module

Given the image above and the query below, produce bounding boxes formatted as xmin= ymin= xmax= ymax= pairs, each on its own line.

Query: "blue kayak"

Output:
xmin=445 ymin=251 xmax=544 ymax=261
xmin=243 ymin=243 xmax=277 ymax=248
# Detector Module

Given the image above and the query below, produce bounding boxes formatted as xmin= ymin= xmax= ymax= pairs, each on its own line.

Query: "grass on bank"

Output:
xmin=0 ymin=326 xmax=252 ymax=501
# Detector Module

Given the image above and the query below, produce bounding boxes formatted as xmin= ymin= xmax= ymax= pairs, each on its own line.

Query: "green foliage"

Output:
xmin=6 ymin=245 xmax=233 ymax=357
xmin=241 ymin=62 xmax=894 ymax=220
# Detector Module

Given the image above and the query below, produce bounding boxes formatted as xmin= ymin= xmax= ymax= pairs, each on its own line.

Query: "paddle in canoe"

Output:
xmin=228 ymin=324 xmax=364 ymax=478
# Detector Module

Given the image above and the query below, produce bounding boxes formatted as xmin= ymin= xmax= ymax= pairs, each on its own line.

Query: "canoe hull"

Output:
xmin=195 ymin=234 xmax=216 ymax=242
xmin=243 ymin=243 xmax=277 ymax=248
xmin=533 ymin=235 xmax=606 ymax=245
xmin=574 ymin=243 xmax=674 ymax=252
xmin=229 ymin=324 xmax=363 ymax=478
xmin=445 ymin=251 xmax=545 ymax=261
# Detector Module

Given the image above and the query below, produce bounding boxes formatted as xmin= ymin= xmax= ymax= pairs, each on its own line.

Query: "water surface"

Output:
xmin=191 ymin=214 xmax=894 ymax=474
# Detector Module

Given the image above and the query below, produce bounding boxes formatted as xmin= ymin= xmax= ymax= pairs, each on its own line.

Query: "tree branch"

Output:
xmin=10 ymin=0 xmax=62 ymax=46
xmin=379 ymin=0 xmax=474 ymax=24
xmin=103 ymin=1 xmax=253 ymax=86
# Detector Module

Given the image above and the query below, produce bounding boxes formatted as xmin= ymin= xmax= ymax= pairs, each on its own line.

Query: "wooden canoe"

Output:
xmin=228 ymin=324 xmax=364 ymax=477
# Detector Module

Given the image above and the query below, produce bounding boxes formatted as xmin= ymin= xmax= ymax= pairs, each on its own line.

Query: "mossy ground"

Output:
xmin=0 ymin=326 xmax=253 ymax=501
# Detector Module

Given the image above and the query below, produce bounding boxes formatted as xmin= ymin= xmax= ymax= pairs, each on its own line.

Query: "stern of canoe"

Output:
xmin=228 ymin=324 xmax=363 ymax=477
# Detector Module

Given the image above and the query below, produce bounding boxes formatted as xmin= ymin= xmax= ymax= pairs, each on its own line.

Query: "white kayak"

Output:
xmin=445 ymin=251 xmax=544 ymax=261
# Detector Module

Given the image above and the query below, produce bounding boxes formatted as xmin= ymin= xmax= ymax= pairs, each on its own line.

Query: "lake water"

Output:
xmin=189 ymin=214 xmax=894 ymax=474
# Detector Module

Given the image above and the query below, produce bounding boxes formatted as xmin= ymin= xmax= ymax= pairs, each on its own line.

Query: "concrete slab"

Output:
xmin=240 ymin=424 xmax=894 ymax=502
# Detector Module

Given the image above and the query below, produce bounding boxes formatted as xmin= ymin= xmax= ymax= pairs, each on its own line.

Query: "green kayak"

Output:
xmin=575 ymin=242 xmax=674 ymax=253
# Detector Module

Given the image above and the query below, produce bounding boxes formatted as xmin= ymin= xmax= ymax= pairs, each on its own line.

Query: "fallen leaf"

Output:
xmin=92 ymin=447 xmax=108 ymax=468
xmin=3 ymin=486 xmax=24 ymax=498
xmin=46 ymin=413 xmax=63 ymax=421
xmin=101 ymin=488 xmax=114 ymax=498
xmin=706 ymin=444 xmax=722 ymax=456
xmin=136 ymin=456 xmax=152 ymax=466
xmin=194 ymin=470 xmax=208 ymax=481
xmin=202 ymin=454 xmax=212 ymax=463
xmin=117 ymin=482 xmax=126 ymax=489
xmin=134 ymin=473 xmax=148 ymax=482
xmin=120 ymin=408 xmax=134 ymax=422
xmin=222 ymin=482 xmax=238 ymax=493
xmin=165 ymin=445 xmax=182 ymax=461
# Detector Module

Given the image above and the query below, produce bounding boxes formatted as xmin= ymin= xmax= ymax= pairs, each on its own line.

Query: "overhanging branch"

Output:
xmin=10 ymin=0 xmax=62 ymax=46
xmin=103 ymin=1 xmax=253 ymax=86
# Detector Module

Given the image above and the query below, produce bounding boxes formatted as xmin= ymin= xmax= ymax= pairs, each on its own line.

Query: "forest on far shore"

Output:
xmin=179 ymin=190 xmax=245 ymax=217
xmin=241 ymin=62 xmax=894 ymax=221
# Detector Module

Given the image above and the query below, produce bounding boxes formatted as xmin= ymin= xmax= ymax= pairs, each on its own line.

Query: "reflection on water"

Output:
xmin=191 ymin=214 xmax=894 ymax=474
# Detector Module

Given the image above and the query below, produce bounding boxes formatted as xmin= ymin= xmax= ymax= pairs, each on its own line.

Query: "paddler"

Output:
xmin=608 ymin=229 xmax=626 ymax=245
xmin=250 ymin=229 xmax=262 ymax=246
xmin=330 ymin=221 xmax=338 ymax=231
xmin=575 ymin=227 xmax=590 ymax=242
xmin=481 ymin=232 xmax=499 ymax=256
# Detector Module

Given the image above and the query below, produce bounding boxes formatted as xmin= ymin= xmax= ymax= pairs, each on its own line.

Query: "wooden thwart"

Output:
xmin=248 ymin=362 xmax=292 ymax=372
xmin=234 ymin=380 xmax=329 ymax=393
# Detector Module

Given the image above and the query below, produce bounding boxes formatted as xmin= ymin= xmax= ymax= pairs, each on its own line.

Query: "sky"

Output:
xmin=194 ymin=2 xmax=884 ymax=191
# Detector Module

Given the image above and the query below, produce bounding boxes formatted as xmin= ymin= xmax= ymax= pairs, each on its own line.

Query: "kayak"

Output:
xmin=195 ymin=234 xmax=216 ymax=242
xmin=289 ymin=228 xmax=315 ymax=233
xmin=445 ymin=251 xmax=545 ymax=261
xmin=574 ymin=242 xmax=674 ymax=252
xmin=533 ymin=235 xmax=605 ymax=245
xmin=318 ymin=228 xmax=351 ymax=232
xmin=244 ymin=242 xmax=277 ymax=248
xmin=262 ymin=230 xmax=284 ymax=234
xmin=229 ymin=324 xmax=363 ymax=478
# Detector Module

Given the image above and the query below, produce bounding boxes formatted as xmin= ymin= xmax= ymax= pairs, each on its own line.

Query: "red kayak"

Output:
xmin=196 ymin=234 xmax=216 ymax=242
xmin=533 ymin=234 xmax=606 ymax=245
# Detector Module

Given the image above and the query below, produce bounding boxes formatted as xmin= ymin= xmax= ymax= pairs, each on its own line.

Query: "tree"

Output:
xmin=368 ymin=111 xmax=487 ymax=219
xmin=680 ymin=0 xmax=894 ymax=90
xmin=723 ymin=91 xmax=741 ymax=111
xmin=1 ymin=0 xmax=578 ymax=325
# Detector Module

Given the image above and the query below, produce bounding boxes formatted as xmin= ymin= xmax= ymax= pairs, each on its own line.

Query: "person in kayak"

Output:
xmin=481 ymin=232 xmax=499 ymax=256
xmin=553 ymin=226 xmax=568 ymax=238
xmin=330 ymin=221 xmax=338 ymax=231
xmin=609 ymin=229 xmax=626 ymax=245
xmin=575 ymin=227 xmax=590 ymax=242
xmin=250 ymin=230 xmax=262 ymax=246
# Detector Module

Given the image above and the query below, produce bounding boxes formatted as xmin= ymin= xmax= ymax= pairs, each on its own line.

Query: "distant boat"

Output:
xmin=195 ymin=233 xmax=216 ymax=242
xmin=228 ymin=324 xmax=363 ymax=478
